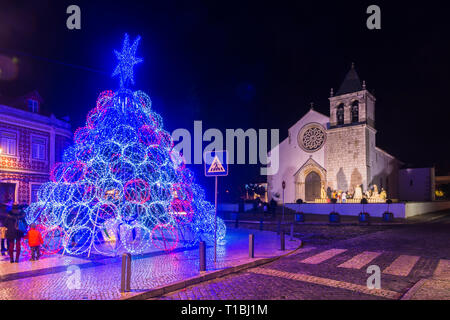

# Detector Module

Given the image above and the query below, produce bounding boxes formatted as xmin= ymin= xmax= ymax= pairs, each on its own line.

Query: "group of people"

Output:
xmin=322 ymin=184 xmax=388 ymax=203
xmin=0 ymin=200 xmax=44 ymax=263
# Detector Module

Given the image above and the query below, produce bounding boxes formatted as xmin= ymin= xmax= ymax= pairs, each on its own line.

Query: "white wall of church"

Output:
xmin=367 ymin=129 xmax=400 ymax=199
xmin=267 ymin=109 xmax=329 ymax=203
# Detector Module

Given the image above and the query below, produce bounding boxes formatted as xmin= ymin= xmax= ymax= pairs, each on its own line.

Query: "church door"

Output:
xmin=305 ymin=172 xmax=321 ymax=202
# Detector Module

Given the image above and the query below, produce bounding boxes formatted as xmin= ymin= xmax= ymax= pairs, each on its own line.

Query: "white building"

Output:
xmin=267 ymin=65 xmax=402 ymax=203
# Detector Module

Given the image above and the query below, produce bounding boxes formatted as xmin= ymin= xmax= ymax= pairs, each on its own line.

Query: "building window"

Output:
xmin=31 ymin=184 xmax=41 ymax=203
xmin=351 ymin=100 xmax=359 ymax=123
xmin=31 ymin=137 xmax=46 ymax=160
xmin=336 ymin=103 xmax=344 ymax=125
xmin=28 ymin=99 xmax=39 ymax=113
xmin=0 ymin=132 xmax=17 ymax=156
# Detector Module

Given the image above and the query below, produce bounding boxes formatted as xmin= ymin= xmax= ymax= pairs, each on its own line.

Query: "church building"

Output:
xmin=267 ymin=65 xmax=401 ymax=203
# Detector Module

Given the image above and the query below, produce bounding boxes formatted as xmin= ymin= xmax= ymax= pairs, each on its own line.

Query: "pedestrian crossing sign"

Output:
xmin=204 ymin=150 xmax=228 ymax=176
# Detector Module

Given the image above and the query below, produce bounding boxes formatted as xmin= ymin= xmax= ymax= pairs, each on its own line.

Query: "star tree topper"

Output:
xmin=112 ymin=33 xmax=143 ymax=88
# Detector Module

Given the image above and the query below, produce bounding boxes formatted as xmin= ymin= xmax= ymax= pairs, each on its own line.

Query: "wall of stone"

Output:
xmin=329 ymin=90 xmax=375 ymax=127
xmin=325 ymin=125 xmax=368 ymax=193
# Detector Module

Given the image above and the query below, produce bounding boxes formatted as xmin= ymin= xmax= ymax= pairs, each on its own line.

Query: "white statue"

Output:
xmin=321 ymin=186 xmax=326 ymax=199
xmin=372 ymin=185 xmax=379 ymax=199
xmin=354 ymin=185 xmax=363 ymax=199
xmin=380 ymin=188 xmax=387 ymax=200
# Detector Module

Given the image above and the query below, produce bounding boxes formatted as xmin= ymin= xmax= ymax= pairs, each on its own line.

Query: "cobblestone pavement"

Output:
xmin=0 ymin=228 xmax=300 ymax=300
xmin=159 ymin=211 xmax=450 ymax=300
xmin=1 ymin=211 xmax=449 ymax=300
xmin=234 ymin=221 xmax=399 ymax=246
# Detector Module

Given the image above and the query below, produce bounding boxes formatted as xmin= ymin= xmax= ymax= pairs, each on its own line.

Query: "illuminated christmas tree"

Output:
xmin=25 ymin=34 xmax=226 ymax=256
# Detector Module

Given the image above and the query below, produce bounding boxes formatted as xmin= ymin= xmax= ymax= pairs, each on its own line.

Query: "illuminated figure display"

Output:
xmin=25 ymin=34 xmax=226 ymax=256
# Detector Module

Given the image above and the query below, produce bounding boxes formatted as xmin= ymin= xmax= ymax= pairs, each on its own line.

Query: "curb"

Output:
xmin=224 ymin=220 xmax=407 ymax=227
xmin=400 ymin=278 xmax=428 ymax=300
xmin=122 ymin=240 xmax=303 ymax=300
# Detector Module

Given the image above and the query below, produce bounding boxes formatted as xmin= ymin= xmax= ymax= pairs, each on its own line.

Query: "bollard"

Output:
xmin=290 ymin=223 xmax=294 ymax=241
xmin=280 ymin=231 xmax=285 ymax=251
xmin=259 ymin=218 xmax=263 ymax=231
xmin=199 ymin=241 xmax=206 ymax=271
xmin=249 ymin=234 xmax=255 ymax=258
xmin=382 ymin=212 xmax=394 ymax=222
xmin=120 ymin=253 xmax=131 ymax=293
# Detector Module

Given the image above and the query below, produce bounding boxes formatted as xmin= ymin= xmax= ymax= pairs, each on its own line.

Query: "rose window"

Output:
xmin=298 ymin=124 xmax=326 ymax=152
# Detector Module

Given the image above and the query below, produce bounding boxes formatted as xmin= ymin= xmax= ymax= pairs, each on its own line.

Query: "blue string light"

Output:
xmin=25 ymin=34 xmax=226 ymax=256
xmin=112 ymin=33 xmax=143 ymax=88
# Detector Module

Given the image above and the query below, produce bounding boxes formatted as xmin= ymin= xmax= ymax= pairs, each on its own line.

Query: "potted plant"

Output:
xmin=329 ymin=198 xmax=340 ymax=223
xmin=383 ymin=199 xmax=394 ymax=222
xmin=359 ymin=198 xmax=370 ymax=223
xmin=295 ymin=212 xmax=305 ymax=222
xmin=294 ymin=199 xmax=305 ymax=222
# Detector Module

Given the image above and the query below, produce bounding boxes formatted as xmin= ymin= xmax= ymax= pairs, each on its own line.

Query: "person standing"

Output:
xmin=0 ymin=222 xmax=6 ymax=256
xmin=25 ymin=223 xmax=43 ymax=261
xmin=0 ymin=205 xmax=7 ymax=256
xmin=4 ymin=204 xmax=26 ymax=263
xmin=342 ymin=191 xmax=347 ymax=203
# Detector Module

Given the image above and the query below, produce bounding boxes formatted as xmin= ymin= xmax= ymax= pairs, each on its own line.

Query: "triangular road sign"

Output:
xmin=204 ymin=150 xmax=228 ymax=176
xmin=208 ymin=156 xmax=226 ymax=173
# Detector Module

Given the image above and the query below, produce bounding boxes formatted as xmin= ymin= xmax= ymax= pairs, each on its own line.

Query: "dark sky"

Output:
xmin=0 ymin=1 xmax=449 ymax=201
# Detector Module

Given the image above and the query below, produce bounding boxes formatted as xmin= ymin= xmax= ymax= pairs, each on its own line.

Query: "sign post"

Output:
xmin=205 ymin=150 xmax=228 ymax=263
xmin=282 ymin=181 xmax=286 ymax=225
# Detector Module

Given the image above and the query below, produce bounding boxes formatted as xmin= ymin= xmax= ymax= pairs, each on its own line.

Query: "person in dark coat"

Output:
xmin=269 ymin=198 xmax=277 ymax=216
xmin=4 ymin=204 xmax=25 ymax=263
xmin=0 ymin=204 xmax=7 ymax=255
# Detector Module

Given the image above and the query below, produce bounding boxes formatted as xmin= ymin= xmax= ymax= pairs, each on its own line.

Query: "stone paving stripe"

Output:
xmin=338 ymin=251 xmax=382 ymax=269
xmin=300 ymin=248 xmax=347 ymax=264
xmin=249 ymin=267 xmax=402 ymax=299
xmin=433 ymin=259 xmax=450 ymax=280
xmin=383 ymin=255 xmax=420 ymax=276
xmin=292 ymin=246 xmax=316 ymax=256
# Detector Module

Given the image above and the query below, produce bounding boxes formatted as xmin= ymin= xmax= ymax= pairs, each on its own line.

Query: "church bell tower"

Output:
xmin=325 ymin=63 xmax=377 ymax=193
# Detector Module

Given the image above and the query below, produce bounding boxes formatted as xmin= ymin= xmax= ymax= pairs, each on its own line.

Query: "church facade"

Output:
xmin=267 ymin=65 xmax=401 ymax=203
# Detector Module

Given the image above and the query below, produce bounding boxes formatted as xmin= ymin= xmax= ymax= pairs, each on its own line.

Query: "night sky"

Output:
xmin=0 ymin=1 xmax=449 ymax=201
